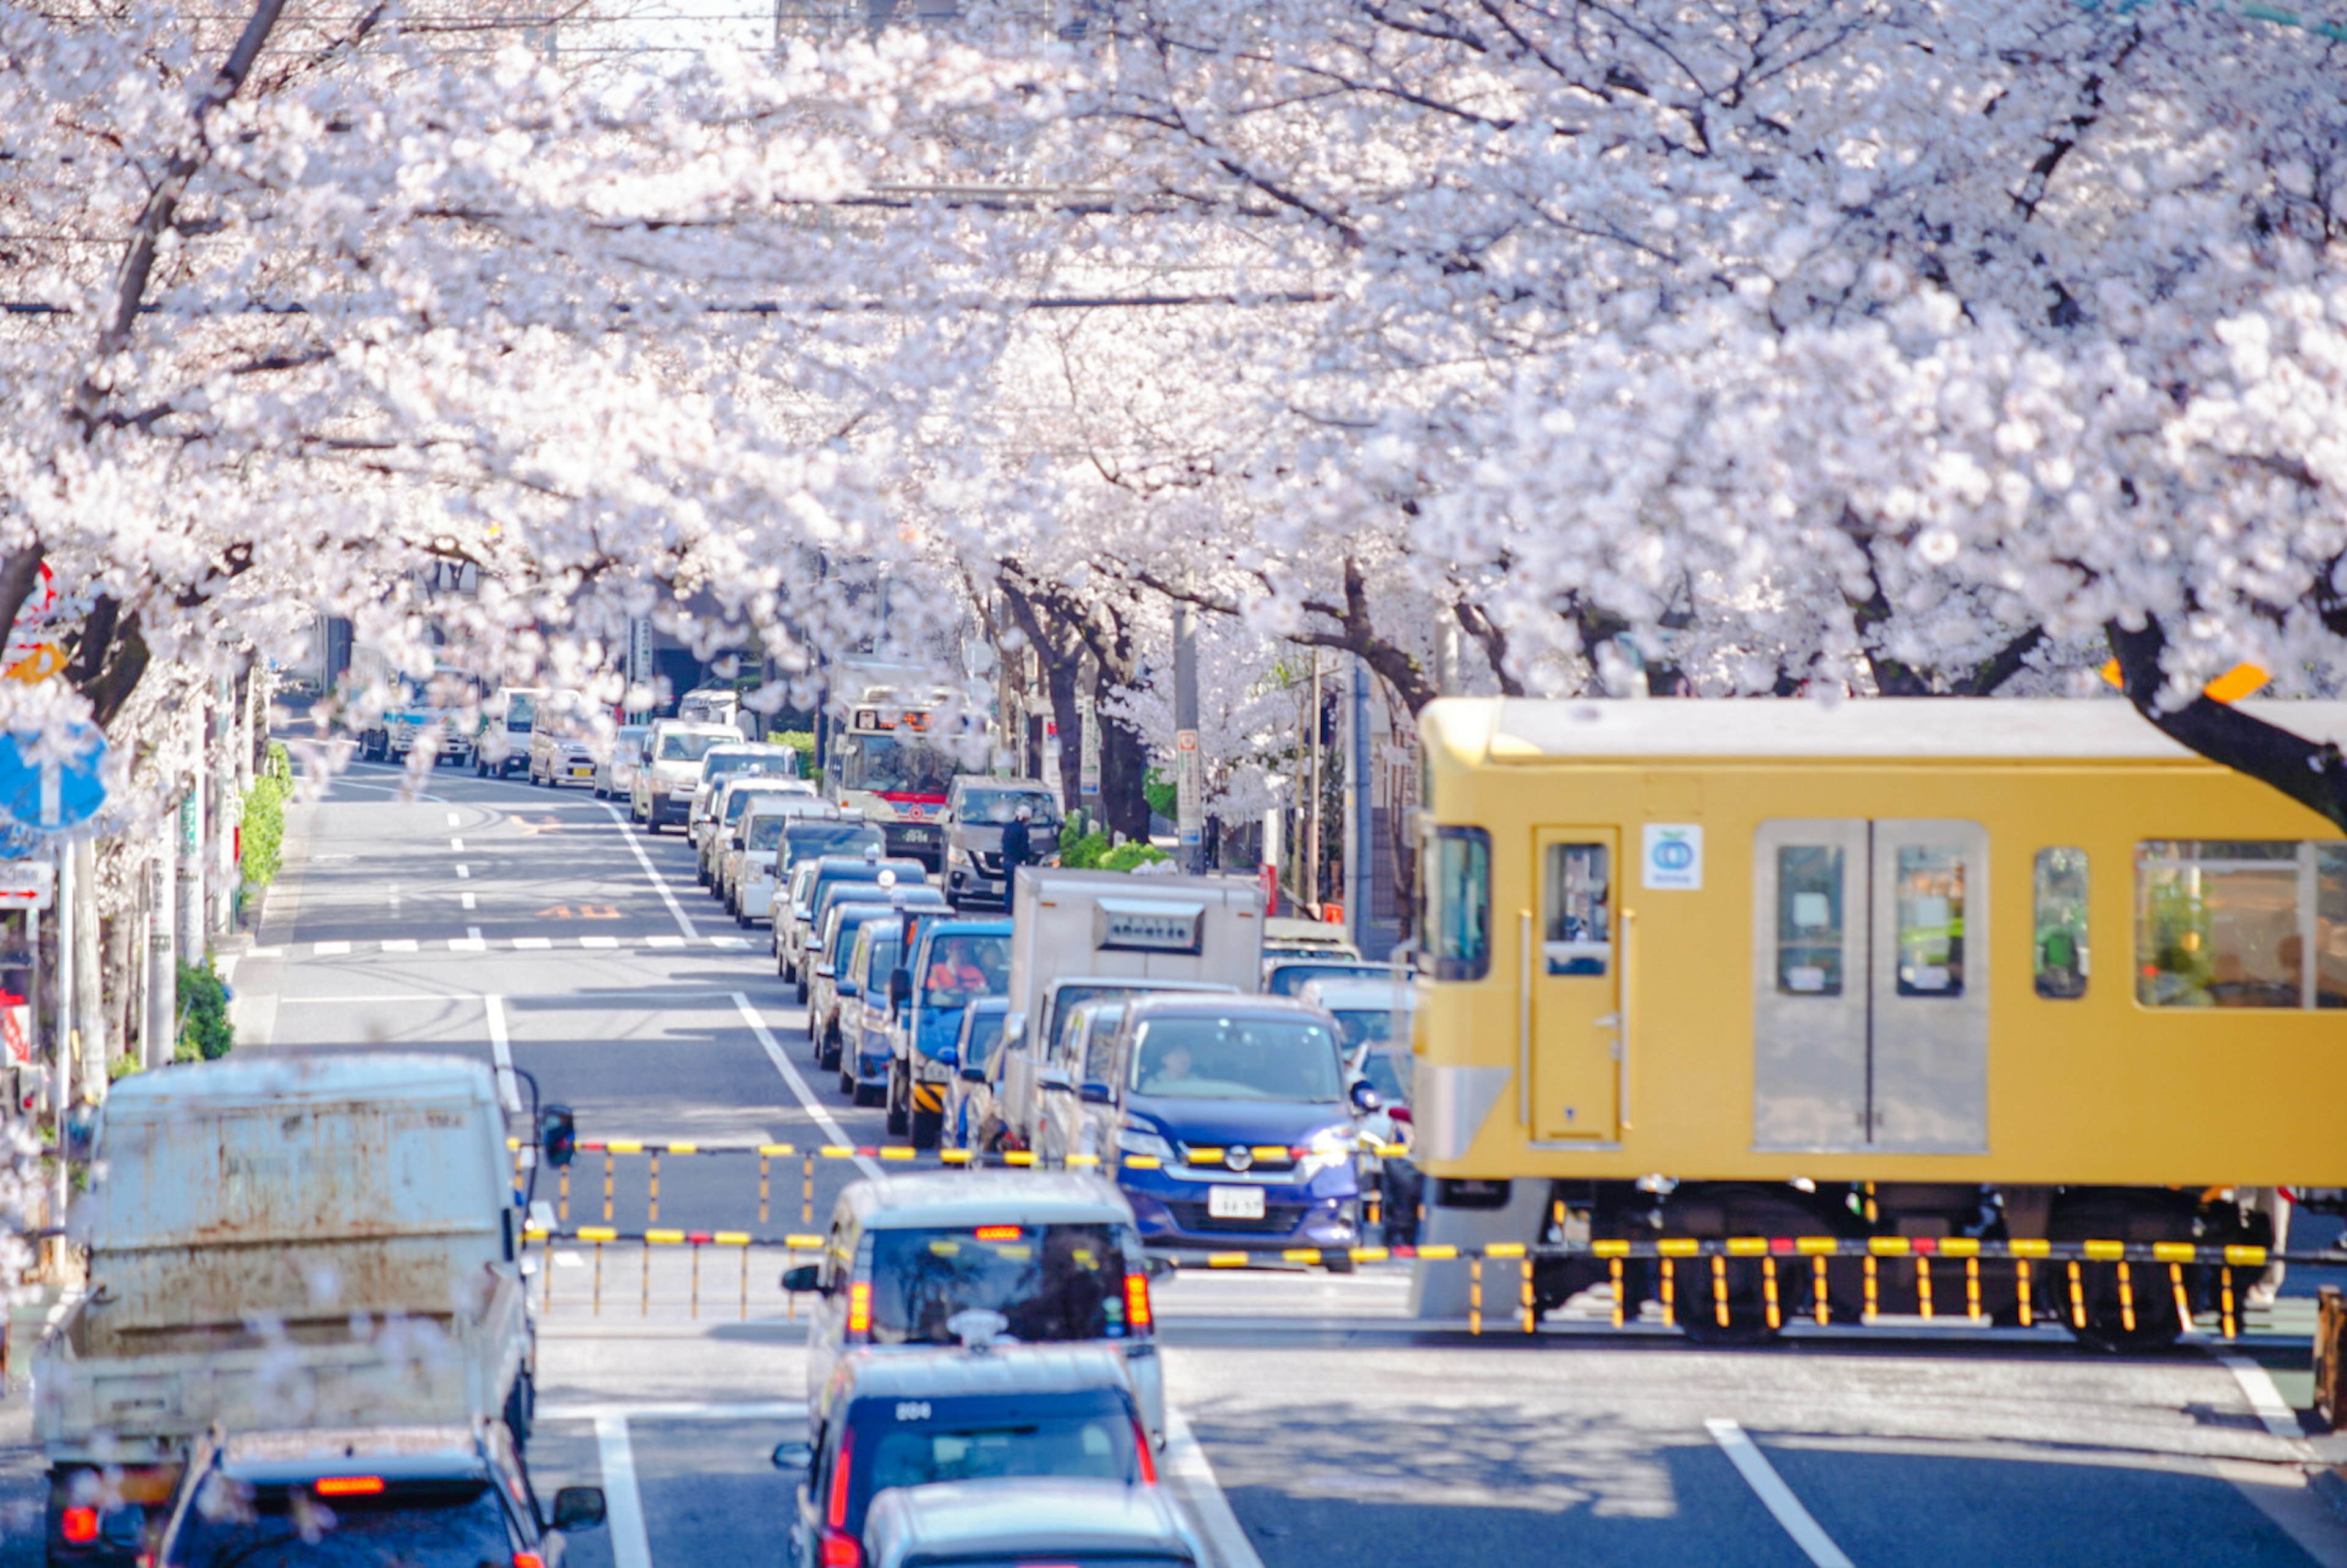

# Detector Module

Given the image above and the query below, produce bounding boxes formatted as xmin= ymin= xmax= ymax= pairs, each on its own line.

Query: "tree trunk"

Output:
xmin=2108 ymin=618 xmax=2347 ymax=832
xmin=1095 ymin=700 xmax=1153 ymax=844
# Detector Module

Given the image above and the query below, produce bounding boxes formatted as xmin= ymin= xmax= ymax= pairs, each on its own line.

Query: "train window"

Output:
xmin=2136 ymin=840 xmax=2308 ymax=1008
xmin=1542 ymin=843 xmax=1611 ymax=975
xmin=1774 ymin=846 xmax=1845 ymax=996
xmin=2032 ymin=848 xmax=2089 ymax=999
xmin=1427 ymin=827 xmax=1491 ymax=982
xmin=1893 ymin=846 xmax=1966 ymax=997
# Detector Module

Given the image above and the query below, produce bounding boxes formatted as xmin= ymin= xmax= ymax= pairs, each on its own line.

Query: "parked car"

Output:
xmin=150 ymin=1422 xmax=604 ymax=1568
xmin=592 ymin=724 xmax=650 ymax=800
xmin=781 ymin=1169 xmax=1166 ymax=1443
xmin=724 ymin=797 xmax=842 ymax=923
xmin=1261 ymin=917 xmax=1361 ymax=961
xmin=940 ymin=777 xmax=1062 ymax=908
xmin=697 ymin=775 xmax=814 ymax=887
xmin=1262 ymin=958 xmax=1392 ymax=997
xmin=862 ymin=1477 xmax=1201 ymax=1568
xmin=1090 ymin=994 xmax=1375 ymax=1267
xmin=840 ymin=915 xmax=908 ymax=1105
xmin=784 ymin=856 xmax=930 ymax=999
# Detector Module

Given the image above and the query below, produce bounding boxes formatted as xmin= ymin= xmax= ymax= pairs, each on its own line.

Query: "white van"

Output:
xmin=782 ymin=1170 xmax=1167 ymax=1443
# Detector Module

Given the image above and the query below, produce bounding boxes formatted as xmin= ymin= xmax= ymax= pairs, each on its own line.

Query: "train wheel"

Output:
xmin=1657 ymin=1183 xmax=1866 ymax=1345
xmin=2048 ymin=1189 xmax=2194 ymax=1354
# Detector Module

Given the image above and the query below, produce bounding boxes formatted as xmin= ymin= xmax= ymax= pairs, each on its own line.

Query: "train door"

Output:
xmin=1751 ymin=819 xmax=1988 ymax=1154
xmin=1530 ymin=828 xmax=1621 ymax=1141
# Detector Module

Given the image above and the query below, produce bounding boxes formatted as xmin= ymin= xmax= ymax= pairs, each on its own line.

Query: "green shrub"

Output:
xmin=239 ymin=741 xmax=293 ymax=890
xmin=175 ymin=961 xmax=233 ymax=1062
xmin=1143 ymin=766 xmax=1176 ymax=822
xmin=765 ymin=730 xmax=817 ymax=776
xmin=108 ymin=1053 xmax=143 ymax=1082
xmin=1059 ymin=828 xmax=1112 ymax=870
xmin=1100 ymin=840 xmax=1171 ymax=872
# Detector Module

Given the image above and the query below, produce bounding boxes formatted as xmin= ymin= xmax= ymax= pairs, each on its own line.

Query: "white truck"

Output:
xmin=996 ymin=868 xmax=1265 ymax=1152
xmin=34 ymin=1055 xmax=545 ymax=1567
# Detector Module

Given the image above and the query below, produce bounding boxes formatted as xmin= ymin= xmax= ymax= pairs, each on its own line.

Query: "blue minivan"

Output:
xmin=1065 ymin=994 xmax=1374 ymax=1269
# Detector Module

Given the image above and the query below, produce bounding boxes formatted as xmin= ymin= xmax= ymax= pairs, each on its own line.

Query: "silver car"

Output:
xmin=592 ymin=724 xmax=649 ymax=800
xmin=863 ymin=1479 xmax=1200 ymax=1568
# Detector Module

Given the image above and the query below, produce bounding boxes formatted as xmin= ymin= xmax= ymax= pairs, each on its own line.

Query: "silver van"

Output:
xmin=783 ymin=1170 xmax=1167 ymax=1443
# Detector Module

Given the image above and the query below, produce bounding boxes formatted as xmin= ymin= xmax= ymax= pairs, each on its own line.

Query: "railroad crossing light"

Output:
xmin=539 ymin=1105 xmax=576 ymax=1168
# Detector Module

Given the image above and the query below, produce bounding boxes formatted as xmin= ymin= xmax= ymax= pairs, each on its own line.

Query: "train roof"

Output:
xmin=1428 ymin=697 xmax=2347 ymax=764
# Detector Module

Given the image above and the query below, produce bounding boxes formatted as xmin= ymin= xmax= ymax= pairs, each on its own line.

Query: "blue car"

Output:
xmin=1074 ymin=995 xmax=1372 ymax=1270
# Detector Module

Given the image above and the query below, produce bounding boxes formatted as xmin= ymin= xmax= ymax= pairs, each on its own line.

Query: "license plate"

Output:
xmin=1207 ymin=1185 xmax=1265 ymax=1220
xmin=898 ymin=828 xmax=935 ymax=842
xmin=570 ymin=766 xmax=592 ymax=777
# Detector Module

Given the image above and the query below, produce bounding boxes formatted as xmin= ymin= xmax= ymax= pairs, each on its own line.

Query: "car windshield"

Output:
xmin=960 ymin=788 xmax=1059 ymax=826
xmin=866 ymin=1223 xmax=1134 ymax=1345
xmin=964 ymin=1010 xmax=1007 ymax=1071
xmin=840 ymin=732 xmax=953 ymax=794
xmin=922 ymin=933 xmax=1012 ymax=1000
xmin=658 ymin=731 xmax=725 ymax=762
xmin=704 ymin=750 xmax=795 ymax=784
xmin=169 ymin=1479 xmax=512 ymax=1567
xmin=723 ymin=785 xmax=795 ymax=824
xmin=1357 ymin=1048 xmax=1414 ymax=1105
xmin=1128 ymin=1016 xmax=1343 ymax=1102
xmin=1046 ymin=984 xmax=1174 ymax=1051
xmin=844 ymin=1387 xmax=1140 ymax=1531
xmin=784 ymin=824 xmax=886 ymax=870
xmin=1328 ymin=1003 xmax=1409 ymax=1052
xmin=502 ymin=693 xmax=538 ymax=732
xmin=859 ymin=929 xmax=903 ymax=985
xmin=746 ymin=815 xmax=798 ymax=851
xmin=1265 ymin=963 xmax=1389 ymax=997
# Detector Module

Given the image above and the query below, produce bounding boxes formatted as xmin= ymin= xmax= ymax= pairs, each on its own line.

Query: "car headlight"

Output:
xmin=1116 ymin=1124 xmax=1175 ymax=1162
xmin=1299 ymin=1125 xmax=1358 ymax=1177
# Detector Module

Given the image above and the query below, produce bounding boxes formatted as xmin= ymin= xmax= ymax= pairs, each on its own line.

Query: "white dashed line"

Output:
xmin=450 ymin=837 xmax=465 ymax=852
xmin=648 ymin=935 xmax=685 ymax=949
xmin=461 ymin=892 xmax=476 ymax=910
xmin=383 ymin=939 xmax=419 ymax=953
xmin=513 ymin=937 xmax=553 ymax=950
xmin=581 ymin=936 xmax=619 ymax=949
xmin=455 ymin=865 xmax=469 ymax=879
xmin=598 ymin=801 xmax=697 ymax=940
xmin=483 ymin=994 xmax=521 ymax=1113
xmin=312 ymin=940 xmax=353 ymax=956
xmin=447 ymin=811 xmax=461 ymax=827
xmin=452 ymin=937 xmax=487 ymax=952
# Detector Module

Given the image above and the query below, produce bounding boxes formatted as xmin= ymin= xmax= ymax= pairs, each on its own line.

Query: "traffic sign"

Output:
xmin=0 ymin=860 xmax=54 ymax=909
xmin=0 ymin=724 xmax=107 ymax=832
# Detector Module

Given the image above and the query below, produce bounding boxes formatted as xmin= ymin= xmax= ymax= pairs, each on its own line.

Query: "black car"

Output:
xmin=152 ymin=1421 xmax=604 ymax=1568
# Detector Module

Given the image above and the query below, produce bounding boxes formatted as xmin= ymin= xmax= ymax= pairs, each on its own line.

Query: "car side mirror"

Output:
xmin=1003 ymin=1011 xmax=1027 ymax=1046
xmin=1350 ymin=1080 xmax=1383 ymax=1114
xmin=960 ymin=1061 xmax=986 ymax=1083
xmin=780 ymin=1264 xmax=823 ymax=1294
xmin=539 ymin=1105 xmax=576 ymax=1168
xmin=1038 ymin=1066 xmax=1074 ymax=1095
xmin=1080 ymin=1081 xmax=1112 ymax=1105
xmin=771 ymin=1440 xmax=814 ymax=1471
xmin=889 ymin=967 xmax=911 ymax=1008
xmin=1144 ymin=1255 xmax=1175 ymax=1281
xmin=551 ymin=1487 xmax=608 ymax=1532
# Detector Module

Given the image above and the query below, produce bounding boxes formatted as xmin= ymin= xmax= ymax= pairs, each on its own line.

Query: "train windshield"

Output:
xmin=840 ymin=732 xmax=952 ymax=794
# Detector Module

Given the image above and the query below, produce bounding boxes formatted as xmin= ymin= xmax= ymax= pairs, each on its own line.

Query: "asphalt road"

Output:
xmin=4 ymin=753 xmax=2343 ymax=1568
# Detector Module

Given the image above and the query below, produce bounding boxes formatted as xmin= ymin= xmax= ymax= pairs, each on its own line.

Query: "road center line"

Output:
xmin=731 ymin=991 xmax=879 ymax=1178
xmin=483 ymin=994 xmax=520 ymax=1113
xmin=1162 ymin=1408 xmax=1265 ymax=1568
xmin=593 ymin=1413 xmax=654 ymax=1568
xmin=602 ymin=801 xmax=697 ymax=939
xmin=450 ymin=837 xmax=465 ymax=852
xmin=447 ymin=811 xmax=461 ymax=827
xmin=456 ymin=865 xmax=469 ymax=879
xmin=1705 ymin=1419 xmax=1854 ymax=1568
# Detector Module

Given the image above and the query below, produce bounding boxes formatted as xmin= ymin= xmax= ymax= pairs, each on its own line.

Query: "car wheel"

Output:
xmin=911 ymin=1108 xmax=941 ymax=1152
xmin=736 ymin=907 xmax=751 ymax=929
xmin=854 ymin=1080 xmax=884 ymax=1109
xmin=795 ymin=979 xmax=809 ymax=1006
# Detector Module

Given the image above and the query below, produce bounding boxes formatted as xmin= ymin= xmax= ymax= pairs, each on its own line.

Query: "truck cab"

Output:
xmin=884 ymin=915 xmax=1012 ymax=1148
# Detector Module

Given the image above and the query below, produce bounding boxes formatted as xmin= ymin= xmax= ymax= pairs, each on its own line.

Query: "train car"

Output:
xmin=1411 ymin=697 xmax=2347 ymax=1347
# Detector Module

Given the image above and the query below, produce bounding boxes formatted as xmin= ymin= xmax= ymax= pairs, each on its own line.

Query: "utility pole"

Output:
xmin=73 ymin=838 xmax=101 ymax=1092
xmin=1173 ymin=604 xmax=1202 ymax=873
xmin=144 ymin=832 xmax=173 ymax=1071
xmin=1303 ymin=650 xmax=1322 ymax=915
xmin=1344 ymin=655 xmax=1373 ymax=954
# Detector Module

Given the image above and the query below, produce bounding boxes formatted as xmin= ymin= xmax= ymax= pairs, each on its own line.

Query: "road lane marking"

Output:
xmin=593 ymin=1413 xmax=653 ymax=1568
xmin=514 ymin=937 xmax=553 ymax=950
xmin=582 ymin=936 xmax=619 ymax=948
xmin=483 ymin=994 xmax=521 ymax=1113
xmin=649 ymin=935 xmax=685 ymax=949
xmin=383 ymin=939 xmax=418 ymax=953
xmin=600 ymin=801 xmax=697 ymax=939
xmin=2219 ymin=1354 xmax=2310 ymax=1445
xmin=455 ymin=865 xmax=469 ymax=879
xmin=461 ymin=891 xmax=476 ymax=910
xmin=450 ymin=837 xmax=465 ymax=852
xmin=447 ymin=811 xmax=461 ymax=827
xmin=710 ymin=936 xmax=751 ymax=950
xmin=1705 ymin=1420 xmax=1854 ymax=1568
xmin=731 ymin=991 xmax=879 ymax=1179
xmin=1163 ymin=1408 xmax=1265 ymax=1568
xmin=313 ymin=941 xmax=352 ymax=956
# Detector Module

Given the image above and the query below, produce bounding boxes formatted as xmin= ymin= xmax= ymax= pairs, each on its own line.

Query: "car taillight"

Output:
xmin=846 ymin=1280 xmax=872 ymax=1341
xmin=315 ymin=1476 xmax=385 ymax=1497
xmin=1134 ymin=1420 xmax=1157 ymax=1484
xmin=1388 ymin=1106 xmax=1412 ymax=1126
xmin=59 ymin=1506 xmax=98 ymax=1544
xmin=1124 ymin=1272 xmax=1152 ymax=1335
xmin=513 ymin=1555 xmax=546 ymax=1568
xmin=827 ymin=1434 xmax=854 ymax=1529
xmin=818 ymin=1530 xmax=862 ymax=1568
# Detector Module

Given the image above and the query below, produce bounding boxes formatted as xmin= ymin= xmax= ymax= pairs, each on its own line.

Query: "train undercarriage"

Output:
xmin=1433 ymin=1178 xmax=2283 ymax=1352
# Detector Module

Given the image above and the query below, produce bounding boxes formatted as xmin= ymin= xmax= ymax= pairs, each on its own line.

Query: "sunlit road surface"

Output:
xmin=1 ymin=756 xmax=2343 ymax=1567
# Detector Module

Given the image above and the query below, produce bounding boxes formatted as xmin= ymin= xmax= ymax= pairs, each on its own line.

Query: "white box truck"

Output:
xmin=996 ymin=868 xmax=1264 ymax=1149
xmin=35 ymin=1055 xmax=544 ymax=1567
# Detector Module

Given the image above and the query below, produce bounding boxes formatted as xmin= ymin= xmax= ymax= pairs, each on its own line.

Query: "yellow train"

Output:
xmin=1411 ymin=697 xmax=2347 ymax=1347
